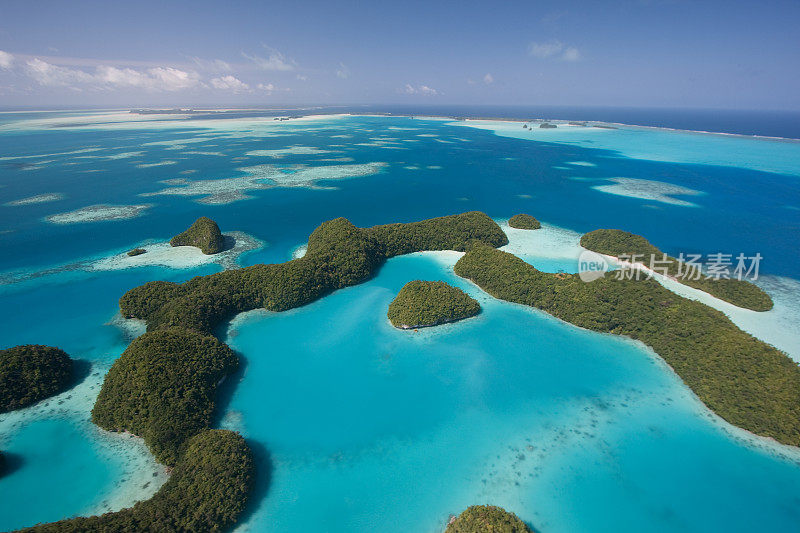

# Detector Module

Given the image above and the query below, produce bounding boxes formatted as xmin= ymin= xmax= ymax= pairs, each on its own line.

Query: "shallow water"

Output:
xmin=224 ymin=253 xmax=800 ymax=532
xmin=1 ymin=110 xmax=800 ymax=531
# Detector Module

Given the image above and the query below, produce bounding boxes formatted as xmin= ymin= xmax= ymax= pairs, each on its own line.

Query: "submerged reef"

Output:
xmin=388 ymin=280 xmax=480 ymax=328
xmin=580 ymin=229 xmax=773 ymax=311
xmin=446 ymin=505 xmax=533 ymax=533
xmin=45 ymin=204 xmax=151 ymax=224
xmin=454 ymin=243 xmax=800 ymax=447
xmin=508 ymin=214 xmax=541 ymax=230
xmin=170 ymin=216 xmax=225 ymax=255
xmin=0 ymin=345 xmax=73 ymax=413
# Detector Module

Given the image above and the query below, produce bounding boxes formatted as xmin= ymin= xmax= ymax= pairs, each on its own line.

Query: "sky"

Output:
xmin=0 ymin=0 xmax=798 ymax=110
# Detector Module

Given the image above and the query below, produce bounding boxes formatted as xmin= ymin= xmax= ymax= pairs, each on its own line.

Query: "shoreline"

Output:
xmin=2 ymin=106 xmax=799 ymax=142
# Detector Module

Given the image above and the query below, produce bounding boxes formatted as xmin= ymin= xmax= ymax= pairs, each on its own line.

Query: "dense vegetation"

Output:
xmin=22 ymin=430 xmax=254 ymax=533
xmin=454 ymin=244 xmax=800 ymax=446
xmin=1 ymin=345 xmax=73 ymax=413
xmin=120 ymin=212 xmax=507 ymax=335
xmin=127 ymin=248 xmax=146 ymax=257
xmin=446 ymin=505 xmax=533 ymax=533
xmin=10 ymin=212 xmax=507 ymax=532
xmin=508 ymin=214 xmax=541 ymax=230
xmin=170 ymin=216 xmax=225 ymax=255
xmin=388 ymin=280 xmax=480 ymax=328
xmin=580 ymin=229 xmax=773 ymax=311
xmin=91 ymin=328 xmax=239 ymax=466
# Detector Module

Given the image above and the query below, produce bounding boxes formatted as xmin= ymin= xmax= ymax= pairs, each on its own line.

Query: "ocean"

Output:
xmin=0 ymin=108 xmax=799 ymax=532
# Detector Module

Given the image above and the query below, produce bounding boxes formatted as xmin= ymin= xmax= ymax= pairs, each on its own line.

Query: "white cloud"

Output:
xmin=190 ymin=57 xmax=232 ymax=72
xmin=562 ymin=46 xmax=581 ymax=61
xmin=242 ymin=48 xmax=295 ymax=71
xmin=25 ymin=58 xmax=200 ymax=91
xmin=336 ymin=62 xmax=350 ymax=79
xmin=0 ymin=50 xmax=15 ymax=69
xmin=296 ymin=74 xmax=308 ymax=81
xmin=528 ymin=41 xmax=581 ymax=61
xmin=26 ymin=58 xmax=95 ymax=86
xmin=528 ymin=41 xmax=564 ymax=58
xmin=257 ymin=83 xmax=275 ymax=94
xmin=402 ymin=84 xmax=439 ymax=96
xmin=98 ymin=66 xmax=200 ymax=91
xmin=210 ymin=75 xmax=250 ymax=92
xmin=483 ymin=73 xmax=494 ymax=84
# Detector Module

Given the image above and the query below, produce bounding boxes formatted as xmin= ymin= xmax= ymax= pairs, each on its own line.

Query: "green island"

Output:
xmin=446 ymin=505 xmax=534 ymax=533
xmin=20 ymin=211 xmax=506 ymax=532
xmin=1 ymin=345 xmax=73 ymax=413
xmin=454 ymin=243 xmax=800 ymax=446
xmin=170 ymin=216 xmax=225 ymax=255
xmin=387 ymin=280 xmax=480 ymax=329
xmin=580 ymin=228 xmax=773 ymax=311
xmin=120 ymin=211 xmax=507 ymax=334
xmin=91 ymin=328 xmax=239 ymax=465
xmin=18 ymin=210 xmax=800 ymax=531
xmin=21 ymin=430 xmax=253 ymax=533
xmin=508 ymin=214 xmax=541 ymax=230
xmin=127 ymin=247 xmax=146 ymax=257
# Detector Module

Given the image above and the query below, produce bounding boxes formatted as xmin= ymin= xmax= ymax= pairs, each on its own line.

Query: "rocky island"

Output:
xmin=446 ymin=505 xmax=533 ymax=533
xmin=170 ymin=216 xmax=225 ymax=255
xmin=508 ymin=214 xmax=541 ymax=230
xmin=580 ymin=228 xmax=773 ymax=311
xmin=15 ymin=211 xmax=800 ymax=532
xmin=388 ymin=280 xmax=480 ymax=329
xmin=0 ymin=345 xmax=73 ymax=413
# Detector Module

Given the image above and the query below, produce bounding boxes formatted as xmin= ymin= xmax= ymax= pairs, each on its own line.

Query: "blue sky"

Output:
xmin=0 ymin=0 xmax=798 ymax=109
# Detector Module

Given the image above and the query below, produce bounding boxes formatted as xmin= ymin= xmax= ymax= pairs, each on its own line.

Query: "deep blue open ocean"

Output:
xmin=0 ymin=107 xmax=799 ymax=532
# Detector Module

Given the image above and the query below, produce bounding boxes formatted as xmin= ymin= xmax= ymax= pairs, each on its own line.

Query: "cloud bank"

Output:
xmin=528 ymin=41 xmax=581 ymax=61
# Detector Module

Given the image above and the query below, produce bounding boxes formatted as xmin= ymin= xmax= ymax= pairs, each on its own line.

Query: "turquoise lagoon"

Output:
xmin=1 ymin=110 xmax=800 ymax=532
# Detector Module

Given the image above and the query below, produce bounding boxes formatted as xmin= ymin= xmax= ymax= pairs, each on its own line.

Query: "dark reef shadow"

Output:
xmin=0 ymin=451 xmax=25 ymax=478
xmin=221 ymin=234 xmax=237 ymax=252
xmin=212 ymin=349 xmax=247 ymax=427
xmin=69 ymin=359 xmax=93 ymax=389
xmin=237 ymin=439 xmax=274 ymax=524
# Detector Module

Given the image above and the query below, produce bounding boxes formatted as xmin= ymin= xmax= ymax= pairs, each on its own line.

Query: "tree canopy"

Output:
xmin=580 ymin=228 xmax=773 ymax=311
xmin=1 ymin=345 xmax=73 ymax=413
xmin=170 ymin=216 xmax=225 ymax=255
xmin=446 ymin=505 xmax=533 ymax=533
xmin=388 ymin=280 xmax=480 ymax=328
xmin=508 ymin=214 xmax=541 ymax=230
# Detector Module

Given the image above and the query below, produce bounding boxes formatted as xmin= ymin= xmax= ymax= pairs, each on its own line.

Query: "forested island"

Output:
xmin=92 ymin=328 xmax=239 ymax=465
xmin=580 ymin=229 xmax=773 ymax=311
xmin=21 ymin=212 xmax=507 ymax=532
xmin=170 ymin=216 xmax=225 ymax=255
xmin=454 ymin=243 xmax=800 ymax=447
xmin=16 ymin=210 xmax=800 ymax=531
xmin=388 ymin=280 xmax=480 ymax=328
xmin=508 ymin=214 xmax=541 ymax=230
xmin=446 ymin=505 xmax=533 ymax=533
xmin=0 ymin=345 xmax=73 ymax=413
